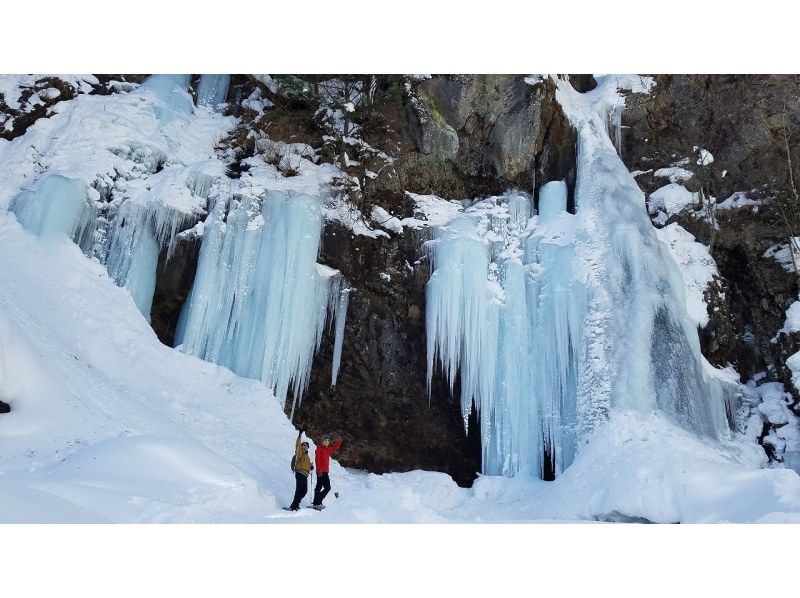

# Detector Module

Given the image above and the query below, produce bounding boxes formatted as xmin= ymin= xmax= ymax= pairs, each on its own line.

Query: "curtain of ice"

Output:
xmin=175 ymin=190 xmax=348 ymax=415
xmin=426 ymin=186 xmax=583 ymax=478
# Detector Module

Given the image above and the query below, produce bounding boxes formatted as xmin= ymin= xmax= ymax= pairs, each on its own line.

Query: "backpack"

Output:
xmin=290 ymin=454 xmax=296 ymax=472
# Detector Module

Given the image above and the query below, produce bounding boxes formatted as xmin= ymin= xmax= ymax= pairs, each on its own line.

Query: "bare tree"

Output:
xmin=773 ymin=117 xmax=800 ymax=276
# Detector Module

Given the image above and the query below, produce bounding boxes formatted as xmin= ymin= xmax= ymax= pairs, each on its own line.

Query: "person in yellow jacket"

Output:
xmin=288 ymin=429 xmax=313 ymax=511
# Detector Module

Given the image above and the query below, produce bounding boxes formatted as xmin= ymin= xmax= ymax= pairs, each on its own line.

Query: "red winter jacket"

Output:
xmin=314 ymin=439 xmax=342 ymax=473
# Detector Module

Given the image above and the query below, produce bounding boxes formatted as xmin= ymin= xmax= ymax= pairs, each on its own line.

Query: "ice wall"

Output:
xmin=10 ymin=174 xmax=97 ymax=251
xmin=196 ymin=75 xmax=230 ymax=109
xmin=175 ymin=190 xmax=349 ymax=415
xmin=425 ymin=78 xmax=733 ymax=479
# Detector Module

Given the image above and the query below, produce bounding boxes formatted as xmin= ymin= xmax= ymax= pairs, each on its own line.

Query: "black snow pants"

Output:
xmin=290 ymin=471 xmax=308 ymax=509
xmin=312 ymin=472 xmax=331 ymax=506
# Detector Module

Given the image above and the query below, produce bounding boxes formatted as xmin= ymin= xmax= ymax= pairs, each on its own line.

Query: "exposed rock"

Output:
xmin=410 ymin=75 xmax=546 ymax=184
xmin=0 ymin=399 xmax=10 ymax=414
xmin=624 ymin=75 xmax=800 ymax=397
xmin=150 ymin=236 xmax=201 ymax=347
xmin=405 ymin=93 xmax=459 ymax=161
xmin=293 ymin=222 xmax=482 ymax=486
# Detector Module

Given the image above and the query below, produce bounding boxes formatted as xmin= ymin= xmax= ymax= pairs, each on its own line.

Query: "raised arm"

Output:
xmin=329 ymin=438 xmax=342 ymax=453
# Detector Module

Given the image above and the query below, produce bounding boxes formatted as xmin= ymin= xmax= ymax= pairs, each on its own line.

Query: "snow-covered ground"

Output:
xmin=3 ymin=211 xmax=800 ymax=523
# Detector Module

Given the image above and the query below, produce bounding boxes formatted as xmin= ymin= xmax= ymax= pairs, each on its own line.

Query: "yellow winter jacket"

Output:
xmin=294 ymin=436 xmax=313 ymax=476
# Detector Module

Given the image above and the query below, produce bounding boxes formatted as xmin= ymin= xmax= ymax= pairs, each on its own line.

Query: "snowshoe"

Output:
xmin=309 ymin=504 xmax=325 ymax=510
xmin=282 ymin=506 xmax=300 ymax=512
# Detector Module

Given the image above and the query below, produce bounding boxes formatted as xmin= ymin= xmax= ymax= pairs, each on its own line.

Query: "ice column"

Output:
xmin=175 ymin=191 xmax=349 ymax=414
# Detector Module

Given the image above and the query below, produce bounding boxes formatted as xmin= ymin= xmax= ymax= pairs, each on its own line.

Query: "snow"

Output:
xmin=653 ymin=166 xmax=694 ymax=183
xmin=764 ymin=240 xmax=799 ymax=273
xmin=777 ymin=299 xmax=800 ymax=337
xmin=716 ymin=191 xmax=762 ymax=211
xmin=648 ymin=183 xmax=698 ymax=225
xmin=746 ymin=381 xmax=800 ymax=473
xmin=697 ymin=148 xmax=714 ymax=166
xmin=371 ymin=205 xmax=403 ymax=233
xmin=0 ymin=74 xmax=98 ymax=111
xmin=655 ymin=223 xmax=718 ymax=328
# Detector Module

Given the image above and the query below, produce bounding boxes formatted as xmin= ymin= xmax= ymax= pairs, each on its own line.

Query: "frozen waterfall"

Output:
xmin=425 ymin=79 xmax=734 ymax=480
xmin=174 ymin=190 xmax=349 ymax=415
xmin=196 ymin=75 xmax=230 ymax=109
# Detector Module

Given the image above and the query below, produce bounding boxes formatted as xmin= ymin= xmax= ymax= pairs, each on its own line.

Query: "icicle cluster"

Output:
xmin=174 ymin=190 xmax=349 ymax=415
xmin=196 ymin=75 xmax=231 ymax=109
xmin=103 ymin=198 xmax=194 ymax=320
xmin=426 ymin=184 xmax=583 ymax=477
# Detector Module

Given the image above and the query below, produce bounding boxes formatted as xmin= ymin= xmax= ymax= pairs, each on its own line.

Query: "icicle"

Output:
xmin=104 ymin=199 xmax=191 ymax=320
xmin=196 ymin=75 xmax=230 ymax=109
xmin=606 ymin=103 xmax=623 ymax=156
xmin=330 ymin=286 xmax=351 ymax=386
xmin=10 ymin=174 xmax=97 ymax=251
xmin=175 ymin=190 xmax=348 ymax=413
xmin=537 ymin=180 xmax=567 ymax=222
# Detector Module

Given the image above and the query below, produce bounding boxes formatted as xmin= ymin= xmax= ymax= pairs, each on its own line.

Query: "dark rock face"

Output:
xmin=623 ymin=75 xmax=800 ymax=397
xmin=293 ymin=222 xmax=483 ymax=486
xmin=0 ymin=399 xmax=10 ymax=414
xmin=403 ymin=75 xmax=576 ymax=198
xmin=150 ymin=237 xmax=201 ymax=347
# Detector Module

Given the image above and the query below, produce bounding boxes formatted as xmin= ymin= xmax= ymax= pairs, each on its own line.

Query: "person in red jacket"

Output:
xmin=311 ymin=433 xmax=342 ymax=510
